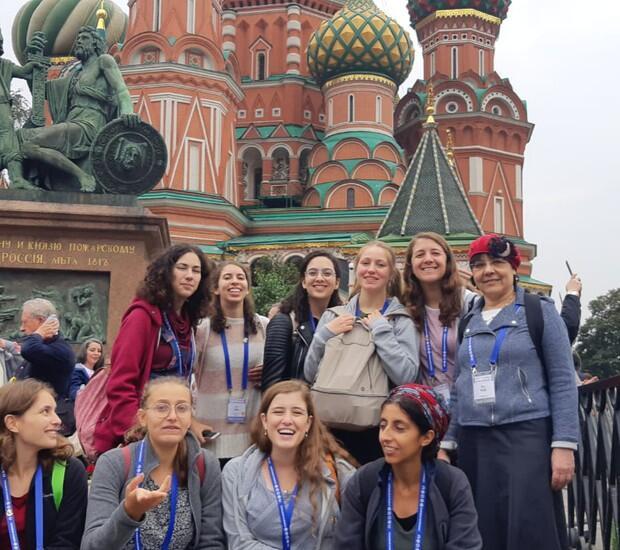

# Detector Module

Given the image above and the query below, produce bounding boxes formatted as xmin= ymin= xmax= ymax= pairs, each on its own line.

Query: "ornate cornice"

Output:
xmin=417 ymin=9 xmax=502 ymax=29
xmin=323 ymin=73 xmax=397 ymax=91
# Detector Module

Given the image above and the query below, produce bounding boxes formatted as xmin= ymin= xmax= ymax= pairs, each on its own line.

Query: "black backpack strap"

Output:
xmin=523 ymin=292 xmax=546 ymax=370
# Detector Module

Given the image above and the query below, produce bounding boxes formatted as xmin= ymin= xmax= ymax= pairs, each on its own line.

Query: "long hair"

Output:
xmin=251 ymin=380 xmax=356 ymax=522
xmin=0 ymin=380 xmax=73 ymax=473
xmin=279 ymin=251 xmax=342 ymax=321
xmin=76 ymin=338 xmax=105 ymax=371
xmin=209 ymin=261 xmax=258 ymax=335
xmin=350 ymin=241 xmax=403 ymax=301
xmin=403 ymin=232 xmax=463 ymax=329
xmin=124 ymin=377 xmax=192 ymax=487
xmin=136 ymin=244 xmax=211 ymax=327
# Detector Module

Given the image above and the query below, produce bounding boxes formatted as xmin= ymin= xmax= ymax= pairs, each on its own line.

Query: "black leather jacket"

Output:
xmin=262 ymin=311 xmax=315 ymax=390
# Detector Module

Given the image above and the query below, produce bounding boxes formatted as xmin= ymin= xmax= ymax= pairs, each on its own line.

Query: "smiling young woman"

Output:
xmin=0 ymin=380 xmax=88 ymax=548
xmin=222 ymin=380 xmax=356 ymax=550
xmin=262 ymin=251 xmax=342 ymax=389
xmin=193 ymin=261 xmax=269 ymax=464
xmin=304 ymin=241 xmax=419 ymax=464
xmin=82 ymin=377 xmax=225 ymax=550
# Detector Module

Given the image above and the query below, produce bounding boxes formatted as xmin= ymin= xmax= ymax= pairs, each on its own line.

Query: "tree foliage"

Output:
xmin=576 ymin=288 xmax=620 ymax=380
xmin=251 ymin=257 xmax=297 ymax=317
xmin=10 ymin=89 xmax=31 ymax=128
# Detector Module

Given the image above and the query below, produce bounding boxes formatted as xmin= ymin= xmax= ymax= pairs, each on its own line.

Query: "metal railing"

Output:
xmin=568 ymin=374 xmax=620 ymax=549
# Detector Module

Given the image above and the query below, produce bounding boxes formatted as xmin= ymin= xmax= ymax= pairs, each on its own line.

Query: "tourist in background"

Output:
xmin=561 ymin=273 xmax=582 ymax=345
xmin=0 ymin=379 xmax=88 ymax=548
xmin=94 ymin=244 xmax=211 ymax=456
xmin=403 ymin=232 xmax=476 ymax=403
xmin=222 ymin=379 xmax=356 ymax=549
xmin=194 ymin=261 xmax=269 ymax=464
xmin=440 ymin=234 xmax=578 ymax=550
xmin=305 ymin=241 xmax=419 ymax=464
xmin=83 ymin=377 xmax=225 ymax=549
xmin=17 ymin=298 xmax=76 ymax=435
xmin=262 ymin=251 xmax=342 ymax=390
xmin=0 ymin=337 xmax=21 ymax=385
xmin=336 ymin=384 xmax=481 ymax=549
xmin=69 ymin=337 xmax=104 ymax=400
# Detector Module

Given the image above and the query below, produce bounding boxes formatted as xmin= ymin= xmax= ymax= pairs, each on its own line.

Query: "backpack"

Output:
xmin=458 ymin=292 xmax=546 ymax=369
xmin=310 ymin=306 xmax=391 ymax=431
xmin=74 ymin=367 xmax=111 ymax=463
xmin=120 ymin=445 xmax=206 ymax=484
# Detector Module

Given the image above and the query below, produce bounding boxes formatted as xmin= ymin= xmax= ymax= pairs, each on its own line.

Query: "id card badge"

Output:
xmin=227 ymin=396 xmax=247 ymax=423
xmin=472 ymin=372 xmax=496 ymax=405
xmin=434 ymin=383 xmax=451 ymax=406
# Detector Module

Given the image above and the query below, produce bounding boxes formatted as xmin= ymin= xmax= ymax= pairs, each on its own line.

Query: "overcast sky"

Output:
xmin=2 ymin=0 xmax=618 ymax=315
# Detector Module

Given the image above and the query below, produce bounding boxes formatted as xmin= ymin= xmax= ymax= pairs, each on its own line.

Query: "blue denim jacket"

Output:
xmin=444 ymin=287 xmax=578 ymax=448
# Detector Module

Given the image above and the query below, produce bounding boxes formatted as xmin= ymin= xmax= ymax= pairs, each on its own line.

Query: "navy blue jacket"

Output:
xmin=19 ymin=333 xmax=75 ymax=398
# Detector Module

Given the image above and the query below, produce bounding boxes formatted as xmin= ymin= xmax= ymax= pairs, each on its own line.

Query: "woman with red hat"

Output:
xmin=442 ymin=234 xmax=578 ymax=550
xmin=335 ymin=384 xmax=482 ymax=549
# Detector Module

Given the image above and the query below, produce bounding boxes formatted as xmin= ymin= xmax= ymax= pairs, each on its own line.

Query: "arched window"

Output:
xmin=346 ymin=188 xmax=355 ymax=209
xmin=376 ymin=96 xmax=382 ymax=123
xmin=478 ymin=49 xmax=485 ymax=77
xmin=257 ymin=52 xmax=266 ymax=81
xmin=348 ymin=95 xmax=355 ymax=123
xmin=451 ymin=47 xmax=458 ymax=79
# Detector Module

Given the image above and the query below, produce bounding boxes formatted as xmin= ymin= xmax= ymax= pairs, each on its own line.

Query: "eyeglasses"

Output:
xmin=470 ymin=258 xmax=510 ymax=271
xmin=145 ymin=402 xmax=192 ymax=418
xmin=305 ymin=269 xmax=335 ymax=279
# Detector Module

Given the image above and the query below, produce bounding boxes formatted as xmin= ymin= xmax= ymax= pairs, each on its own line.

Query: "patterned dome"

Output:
xmin=307 ymin=0 xmax=413 ymax=87
xmin=12 ymin=0 xmax=127 ymax=65
xmin=408 ymin=0 xmax=511 ymax=27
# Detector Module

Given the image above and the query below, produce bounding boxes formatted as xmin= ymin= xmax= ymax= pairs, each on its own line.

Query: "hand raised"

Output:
xmin=326 ymin=314 xmax=355 ymax=335
xmin=35 ymin=318 xmax=59 ymax=339
xmin=123 ymin=473 xmax=171 ymax=521
xmin=361 ymin=309 xmax=384 ymax=327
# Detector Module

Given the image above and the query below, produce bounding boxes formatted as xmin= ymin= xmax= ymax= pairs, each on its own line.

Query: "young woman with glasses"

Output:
xmin=262 ymin=251 xmax=342 ymax=390
xmin=82 ymin=377 xmax=225 ymax=549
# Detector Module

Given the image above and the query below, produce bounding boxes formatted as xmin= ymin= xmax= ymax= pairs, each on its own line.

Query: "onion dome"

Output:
xmin=12 ymin=0 xmax=127 ymax=64
xmin=307 ymin=0 xmax=413 ymax=87
xmin=408 ymin=0 xmax=511 ymax=27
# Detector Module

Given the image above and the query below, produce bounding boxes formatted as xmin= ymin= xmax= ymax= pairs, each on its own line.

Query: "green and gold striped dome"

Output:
xmin=307 ymin=0 xmax=413 ymax=87
xmin=12 ymin=0 xmax=127 ymax=65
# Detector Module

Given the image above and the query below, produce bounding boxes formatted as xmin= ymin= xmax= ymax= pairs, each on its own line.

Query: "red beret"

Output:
xmin=468 ymin=234 xmax=521 ymax=270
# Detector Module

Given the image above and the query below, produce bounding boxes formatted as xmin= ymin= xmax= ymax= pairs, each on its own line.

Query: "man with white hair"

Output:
xmin=18 ymin=298 xmax=76 ymax=434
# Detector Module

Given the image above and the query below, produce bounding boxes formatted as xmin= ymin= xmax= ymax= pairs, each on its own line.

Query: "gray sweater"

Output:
xmin=222 ymin=445 xmax=355 ymax=550
xmin=304 ymin=295 xmax=419 ymax=385
xmin=81 ymin=434 xmax=225 ymax=550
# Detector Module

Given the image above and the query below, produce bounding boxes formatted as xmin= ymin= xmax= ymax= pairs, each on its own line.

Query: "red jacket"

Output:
xmin=94 ymin=298 xmax=162 ymax=455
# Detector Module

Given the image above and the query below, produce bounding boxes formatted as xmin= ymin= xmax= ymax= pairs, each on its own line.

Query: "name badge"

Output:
xmin=227 ymin=396 xmax=247 ymax=423
xmin=434 ymin=383 xmax=451 ymax=406
xmin=472 ymin=372 xmax=496 ymax=405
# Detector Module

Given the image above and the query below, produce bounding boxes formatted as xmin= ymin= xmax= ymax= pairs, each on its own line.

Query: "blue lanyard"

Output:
xmin=267 ymin=458 xmax=298 ymax=550
xmin=221 ymin=330 xmax=249 ymax=392
xmin=423 ymin=319 xmax=449 ymax=378
xmin=467 ymin=305 xmax=521 ymax=371
xmin=133 ymin=440 xmax=179 ymax=550
xmin=386 ymin=466 xmax=428 ymax=550
xmin=308 ymin=311 xmax=317 ymax=332
xmin=355 ymin=298 xmax=390 ymax=318
xmin=162 ymin=313 xmax=196 ymax=379
xmin=1 ymin=465 xmax=44 ymax=550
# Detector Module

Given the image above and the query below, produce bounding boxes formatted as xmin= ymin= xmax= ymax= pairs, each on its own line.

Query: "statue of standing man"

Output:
xmin=18 ymin=26 xmax=140 ymax=192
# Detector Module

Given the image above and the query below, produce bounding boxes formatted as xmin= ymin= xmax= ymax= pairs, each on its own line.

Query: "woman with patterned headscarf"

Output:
xmin=335 ymin=384 xmax=481 ymax=549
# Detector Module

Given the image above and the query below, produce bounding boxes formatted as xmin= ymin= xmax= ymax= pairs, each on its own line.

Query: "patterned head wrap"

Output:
xmin=386 ymin=384 xmax=450 ymax=442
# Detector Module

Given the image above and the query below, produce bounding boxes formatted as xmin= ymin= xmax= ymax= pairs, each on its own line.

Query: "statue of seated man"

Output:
xmin=18 ymin=26 xmax=139 ymax=192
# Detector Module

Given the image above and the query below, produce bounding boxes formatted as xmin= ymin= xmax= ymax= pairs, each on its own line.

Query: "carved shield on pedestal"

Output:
xmin=90 ymin=119 xmax=167 ymax=195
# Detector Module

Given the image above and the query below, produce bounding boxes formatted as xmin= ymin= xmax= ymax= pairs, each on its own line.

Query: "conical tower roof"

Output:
xmin=378 ymin=98 xmax=483 ymax=238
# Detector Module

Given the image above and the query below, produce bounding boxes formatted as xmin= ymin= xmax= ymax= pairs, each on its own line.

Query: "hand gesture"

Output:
xmin=121 ymin=113 xmax=141 ymax=128
xmin=190 ymin=418 xmax=214 ymax=445
xmin=123 ymin=473 xmax=171 ymax=521
xmin=565 ymin=274 xmax=582 ymax=296
xmin=326 ymin=314 xmax=355 ymax=335
xmin=550 ymin=448 xmax=575 ymax=491
xmin=35 ymin=317 xmax=59 ymax=339
xmin=361 ymin=309 xmax=384 ymax=327
xmin=248 ymin=364 xmax=263 ymax=385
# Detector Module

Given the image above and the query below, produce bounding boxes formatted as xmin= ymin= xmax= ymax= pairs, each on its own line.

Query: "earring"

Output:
xmin=264 ymin=430 xmax=268 ymax=437
xmin=304 ymin=432 xmax=308 ymax=439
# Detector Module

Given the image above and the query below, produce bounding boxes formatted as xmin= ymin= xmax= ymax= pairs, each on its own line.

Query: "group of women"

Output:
xmin=0 ymin=233 xmax=579 ymax=549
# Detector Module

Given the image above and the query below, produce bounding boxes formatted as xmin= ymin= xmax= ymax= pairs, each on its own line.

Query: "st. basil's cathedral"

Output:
xmin=12 ymin=0 xmax=547 ymax=291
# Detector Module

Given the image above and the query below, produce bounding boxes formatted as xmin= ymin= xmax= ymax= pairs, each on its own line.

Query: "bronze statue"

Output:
xmin=1 ymin=26 xmax=166 ymax=195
